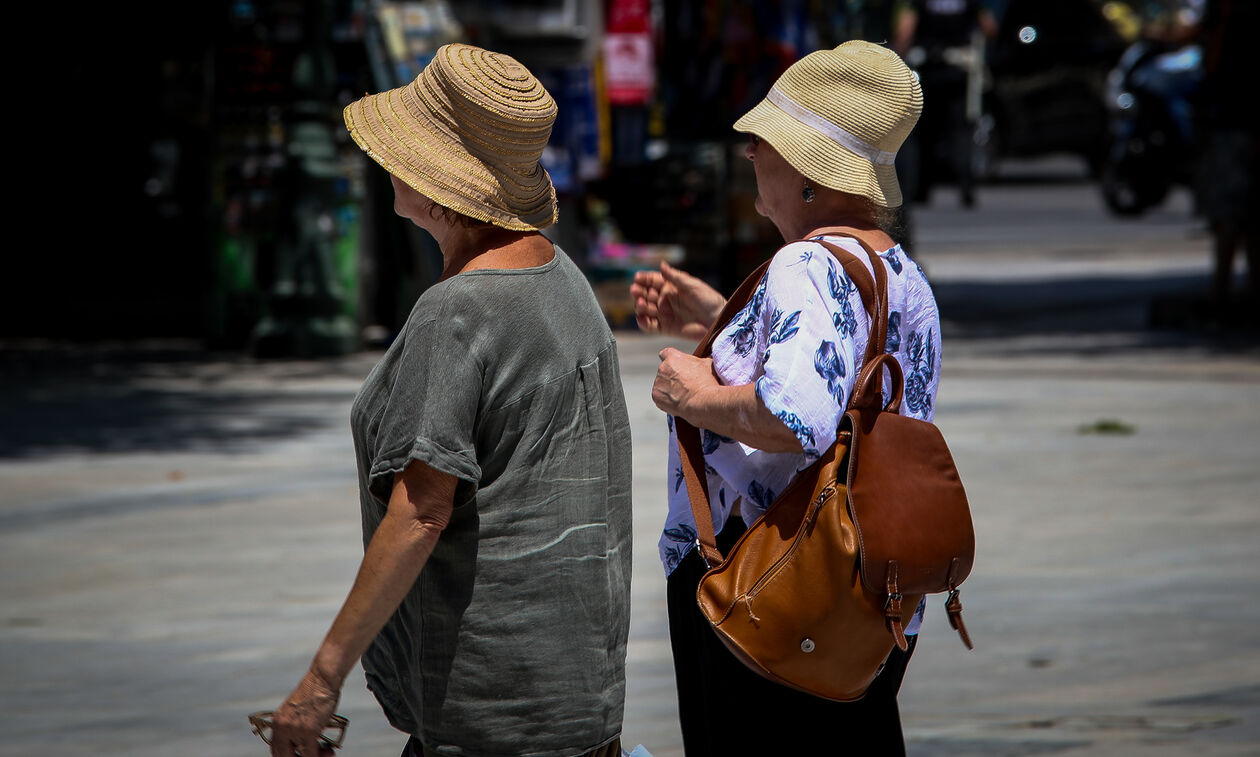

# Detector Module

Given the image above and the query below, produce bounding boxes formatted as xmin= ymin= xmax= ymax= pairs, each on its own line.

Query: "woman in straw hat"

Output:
xmin=262 ymin=44 xmax=632 ymax=757
xmin=632 ymin=40 xmax=939 ymax=754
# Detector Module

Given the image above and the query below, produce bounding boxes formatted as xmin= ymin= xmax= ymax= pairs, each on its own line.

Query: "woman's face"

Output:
xmin=390 ymin=174 xmax=435 ymax=228
xmin=745 ymin=134 xmax=799 ymax=228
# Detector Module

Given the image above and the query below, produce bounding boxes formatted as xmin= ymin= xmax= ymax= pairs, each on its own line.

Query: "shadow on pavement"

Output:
xmin=935 ymin=271 xmax=1260 ymax=354
xmin=3 ymin=265 xmax=1256 ymax=461
xmin=0 ymin=343 xmax=368 ymax=459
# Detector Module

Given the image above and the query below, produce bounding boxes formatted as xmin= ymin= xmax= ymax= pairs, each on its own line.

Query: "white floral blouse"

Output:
xmin=658 ymin=234 xmax=943 ymax=633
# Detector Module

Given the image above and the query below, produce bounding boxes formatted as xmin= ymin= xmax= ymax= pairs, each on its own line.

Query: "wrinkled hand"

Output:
xmin=270 ymin=669 xmax=340 ymax=757
xmin=630 ymin=261 xmax=727 ymax=340
xmin=653 ymin=348 xmax=719 ymax=423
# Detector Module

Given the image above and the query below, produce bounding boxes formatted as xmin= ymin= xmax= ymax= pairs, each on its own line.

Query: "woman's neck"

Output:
xmin=780 ymin=217 xmax=894 ymax=252
xmin=438 ymin=228 xmax=554 ymax=279
xmin=772 ymin=186 xmax=893 ymax=248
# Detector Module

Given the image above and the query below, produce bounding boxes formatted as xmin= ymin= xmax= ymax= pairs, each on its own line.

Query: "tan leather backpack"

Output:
xmin=675 ymin=234 xmax=974 ymax=702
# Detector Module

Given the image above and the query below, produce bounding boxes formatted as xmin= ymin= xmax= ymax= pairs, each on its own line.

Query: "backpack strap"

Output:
xmin=691 ymin=258 xmax=773 ymax=359
xmin=677 ymin=257 xmax=773 ymax=567
xmin=811 ymin=238 xmax=890 ymax=380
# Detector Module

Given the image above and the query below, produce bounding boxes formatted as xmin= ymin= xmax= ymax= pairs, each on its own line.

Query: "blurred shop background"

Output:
xmin=3 ymin=0 xmax=1205 ymax=357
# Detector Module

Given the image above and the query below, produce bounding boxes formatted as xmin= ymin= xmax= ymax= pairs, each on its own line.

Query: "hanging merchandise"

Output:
xmin=374 ymin=1 xmax=464 ymax=87
xmin=535 ymin=64 xmax=604 ymax=194
xmin=210 ymin=0 xmax=369 ymax=353
xmin=603 ymin=0 xmax=655 ymax=106
xmin=472 ymin=0 xmax=592 ymax=39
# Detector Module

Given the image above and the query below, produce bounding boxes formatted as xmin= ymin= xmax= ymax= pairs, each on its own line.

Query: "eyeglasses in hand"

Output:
xmin=248 ymin=710 xmax=349 ymax=751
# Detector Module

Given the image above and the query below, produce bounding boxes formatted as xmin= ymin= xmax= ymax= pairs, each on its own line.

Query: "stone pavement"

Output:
xmin=2 ymin=175 xmax=1259 ymax=756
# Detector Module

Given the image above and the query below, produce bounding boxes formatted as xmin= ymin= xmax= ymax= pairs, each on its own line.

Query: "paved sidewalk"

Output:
xmin=3 ymin=176 xmax=1259 ymax=756
xmin=2 ymin=332 xmax=1257 ymax=757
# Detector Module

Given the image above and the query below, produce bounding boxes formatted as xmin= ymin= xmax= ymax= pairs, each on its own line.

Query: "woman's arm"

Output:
xmin=268 ymin=460 xmax=456 ymax=757
xmin=652 ymin=347 xmax=802 ymax=454
xmin=630 ymin=261 xmax=727 ymax=341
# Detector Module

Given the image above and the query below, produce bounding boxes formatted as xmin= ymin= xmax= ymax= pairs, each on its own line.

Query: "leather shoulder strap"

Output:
xmin=810 ymin=236 xmax=889 ymax=368
xmin=678 ymin=255 xmax=773 ymax=566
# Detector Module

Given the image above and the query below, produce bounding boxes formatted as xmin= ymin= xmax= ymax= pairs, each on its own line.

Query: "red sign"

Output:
xmin=606 ymin=0 xmax=650 ymax=33
xmin=604 ymin=0 xmax=653 ymax=105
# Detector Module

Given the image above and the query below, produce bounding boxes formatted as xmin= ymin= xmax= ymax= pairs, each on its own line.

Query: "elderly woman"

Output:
xmin=632 ymin=41 xmax=938 ymax=755
xmin=263 ymin=44 xmax=632 ymax=757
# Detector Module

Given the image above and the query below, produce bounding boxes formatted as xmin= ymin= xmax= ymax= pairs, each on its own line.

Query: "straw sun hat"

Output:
xmin=343 ymin=43 xmax=558 ymax=231
xmin=734 ymin=40 xmax=923 ymax=208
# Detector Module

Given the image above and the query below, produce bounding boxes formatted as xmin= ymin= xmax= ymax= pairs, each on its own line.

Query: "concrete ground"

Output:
xmin=2 ymin=172 xmax=1258 ymax=756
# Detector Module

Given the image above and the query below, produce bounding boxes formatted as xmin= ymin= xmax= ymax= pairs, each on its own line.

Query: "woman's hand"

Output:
xmin=654 ymin=349 xmax=804 ymax=454
xmin=269 ymin=669 xmax=340 ymax=756
xmin=652 ymin=348 xmax=719 ymax=422
xmin=631 ymin=261 xmax=727 ymax=340
xmin=262 ymin=461 xmax=453 ymax=756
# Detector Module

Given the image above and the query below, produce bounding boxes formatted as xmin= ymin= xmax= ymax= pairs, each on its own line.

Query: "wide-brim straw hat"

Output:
xmin=343 ymin=43 xmax=558 ymax=231
xmin=734 ymin=40 xmax=922 ymax=208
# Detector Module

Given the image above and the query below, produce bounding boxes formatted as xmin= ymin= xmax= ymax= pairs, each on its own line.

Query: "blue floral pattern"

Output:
xmin=885 ymin=250 xmax=903 ymax=274
xmin=886 ymin=310 xmax=902 ymax=352
xmin=658 ymin=237 xmax=941 ymax=586
xmin=702 ymin=429 xmax=734 ymax=455
xmin=903 ymin=328 xmax=937 ymax=416
xmin=662 ymin=522 xmax=698 ymax=573
xmin=729 ymin=277 xmax=768 ymax=357
xmin=827 ymin=258 xmax=859 ymax=338
xmin=747 ymin=480 xmax=776 ymax=510
xmin=768 ymin=309 xmax=802 ymax=345
xmin=788 ymin=249 xmax=814 ymax=266
xmin=775 ymin=409 xmax=819 ymax=458
xmin=813 ymin=340 xmax=846 ymax=405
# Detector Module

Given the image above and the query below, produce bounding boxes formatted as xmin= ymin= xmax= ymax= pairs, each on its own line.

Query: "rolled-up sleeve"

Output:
xmin=369 ymin=301 xmax=484 ymax=502
xmin=706 ymin=243 xmax=861 ymax=519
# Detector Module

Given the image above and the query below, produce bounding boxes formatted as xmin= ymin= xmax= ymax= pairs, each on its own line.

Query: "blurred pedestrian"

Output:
xmin=259 ymin=44 xmax=633 ymax=757
xmin=893 ymin=0 xmax=997 ymax=208
xmin=631 ymin=41 xmax=938 ymax=756
xmin=821 ymin=0 xmax=920 ymax=251
xmin=1194 ymin=0 xmax=1258 ymax=319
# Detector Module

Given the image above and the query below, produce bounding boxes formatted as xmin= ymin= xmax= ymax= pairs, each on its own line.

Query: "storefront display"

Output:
xmin=210 ymin=0 xmax=369 ymax=355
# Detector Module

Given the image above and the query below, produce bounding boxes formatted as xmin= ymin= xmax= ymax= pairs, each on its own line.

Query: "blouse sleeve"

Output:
xmin=750 ymin=243 xmax=860 ymax=462
xmin=367 ymin=291 xmax=484 ymax=502
xmin=701 ymin=241 xmax=865 ymax=519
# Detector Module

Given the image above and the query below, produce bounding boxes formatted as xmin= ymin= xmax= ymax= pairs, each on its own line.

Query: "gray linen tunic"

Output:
xmin=349 ymin=248 xmax=632 ymax=756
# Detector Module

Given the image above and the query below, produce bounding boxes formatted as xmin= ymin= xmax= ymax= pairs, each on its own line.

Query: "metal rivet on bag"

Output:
xmin=801 ymin=638 xmax=816 ymax=653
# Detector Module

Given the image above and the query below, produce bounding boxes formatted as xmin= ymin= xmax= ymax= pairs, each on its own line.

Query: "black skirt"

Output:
xmin=666 ymin=517 xmax=916 ymax=757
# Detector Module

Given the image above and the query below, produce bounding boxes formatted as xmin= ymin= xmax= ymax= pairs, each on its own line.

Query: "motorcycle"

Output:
xmin=1100 ymin=39 xmax=1202 ymax=216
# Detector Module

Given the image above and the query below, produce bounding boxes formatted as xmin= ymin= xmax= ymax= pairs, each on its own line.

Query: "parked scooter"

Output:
xmin=1100 ymin=39 xmax=1202 ymax=216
